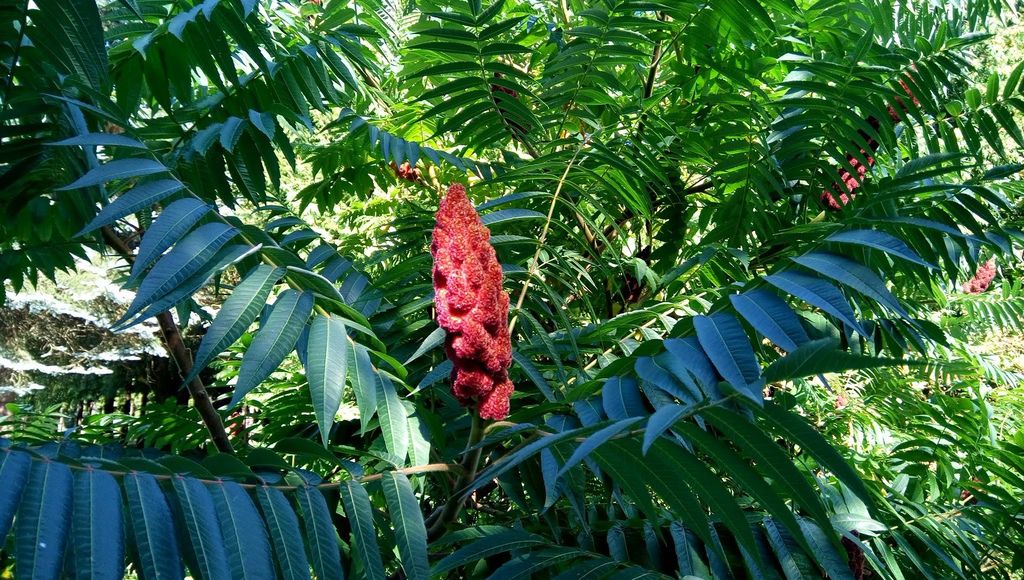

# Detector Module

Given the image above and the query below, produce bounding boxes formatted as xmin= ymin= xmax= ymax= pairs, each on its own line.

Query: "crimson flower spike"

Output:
xmin=431 ymin=183 xmax=514 ymax=420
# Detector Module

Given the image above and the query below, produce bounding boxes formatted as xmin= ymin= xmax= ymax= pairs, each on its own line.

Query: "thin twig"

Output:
xmin=427 ymin=413 xmax=485 ymax=540
xmin=508 ymin=145 xmax=586 ymax=335
xmin=101 ymin=226 xmax=235 ymax=454
xmin=0 ymin=448 xmax=454 ymax=490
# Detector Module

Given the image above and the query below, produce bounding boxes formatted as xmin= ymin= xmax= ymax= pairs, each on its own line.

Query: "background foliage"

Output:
xmin=2 ymin=0 xmax=1024 ymax=577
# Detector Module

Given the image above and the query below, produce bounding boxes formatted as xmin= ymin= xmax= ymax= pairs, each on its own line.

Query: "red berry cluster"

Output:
xmin=964 ymin=260 xmax=996 ymax=294
xmin=431 ymin=183 xmax=514 ymax=420
xmin=391 ymin=161 xmax=422 ymax=183
xmin=821 ymin=73 xmax=919 ymax=211
xmin=490 ymin=72 xmax=527 ymax=137
xmin=490 ymin=72 xmax=519 ymax=98
xmin=842 ymin=531 xmax=867 ymax=580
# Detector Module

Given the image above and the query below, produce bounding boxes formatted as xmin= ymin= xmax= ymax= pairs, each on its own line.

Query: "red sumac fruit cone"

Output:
xmin=431 ymin=183 xmax=514 ymax=420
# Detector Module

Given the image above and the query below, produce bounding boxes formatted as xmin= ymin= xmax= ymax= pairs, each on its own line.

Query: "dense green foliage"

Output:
xmin=2 ymin=0 xmax=1024 ymax=577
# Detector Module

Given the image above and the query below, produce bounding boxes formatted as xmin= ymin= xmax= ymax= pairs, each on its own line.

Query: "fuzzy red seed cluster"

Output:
xmin=964 ymin=260 xmax=996 ymax=294
xmin=821 ymin=73 xmax=919 ymax=211
xmin=391 ymin=161 xmax=422 ymax=183
xmin=431 ymin=183 xmax=514 ymax=420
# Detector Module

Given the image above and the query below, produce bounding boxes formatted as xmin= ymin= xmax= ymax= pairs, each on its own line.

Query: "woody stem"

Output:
xmin=427 ymin=412 xmax=485 ymax=540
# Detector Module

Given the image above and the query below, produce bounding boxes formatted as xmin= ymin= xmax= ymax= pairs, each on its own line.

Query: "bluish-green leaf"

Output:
xmin=763 ymin=517 xmax=819 ymax=579
xmin=557 ymin=417 xmax=642 ymax=478
xmin=512 ymin=352 xmax=556 ymax=402
xmin=305 ymin=314 xmax=349 ymax=446
xmin=797 ymin=519 xmax=854 ymax=580
xmin=601 ymin=377 xmax=646 ymax=420
xmin=256 ymin=485 xmax=311 ymax=580
xmin=120 ymin=244 xmax=258 ymax=329
xmin=173 ymin=476 xmax=230 ymax=580
xmin=15 ymin=459 xmax=73 ymax=579
xmin=763 ymin=338 xmax=902 ymax=383
xmin=232 ymin=290 xmax=315 ymax=407
xmin=730 ymin=290 xmax=809 ymax=352
xmin=791 ymin=252 xmax=909 ymax=319
xmin=119 ymin=222 xmax=238 ymax=324
xmin=130 ymin=197 xmax=212 ymax=278
xmin=349 ymin=341 xmax=378 ymax=434
xmin=636 ymin=353 xmax=701 ymax=403
xmin=480 ymin=209 xmax=545 ymax=226
xmin=123 ymin=472 xmax=183 ymax=579
xmin=765 ymin=271 xmax=866 ymax=336
xmin=642 ymin=403 xmax=693 ymax=454
xmin=376 ymin=373 xmax=409 ymax=462
xmin=0 ymin=449 xmax=30 ymax=539
xmin=295 ymin=484 xmax=344 ymax=580
xmin=670 ymin=523 xmax=711 ymax=579
xmin=693 ymin=313 xmax=762 ymax=402
xmin=72 ymin=467 xmax=125 ymax=580
xmin=826 ymin=230 xmax=934 ymax=268
xmin=663 ymin=337 xmax=718 ymax=397
xmin=381 ymin=473 xmax=429 ymax=580
xmin=758 ymin=403 xmax=874 ymax=506
xmin=209 ymin=481 xmax=274 ymax=580
xmin=77 ymin=179 xmax=186 ymax=236
xmin=404 ymin=326 xmax=445 ymax=365
xmin=58 ymin=158 xmax=168 ymax=190
xmin=186 ymin=264 xmax=285 ymax=386
xmin=340 ymin=481 xmax=386 ymax=580
xmin=432 ymin=530 xmax=548 ymax=576
xmin=49 ymin=133 xmax=146 ymax=149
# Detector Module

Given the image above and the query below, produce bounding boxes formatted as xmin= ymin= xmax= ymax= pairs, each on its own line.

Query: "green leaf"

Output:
xmin=340 ymin=481 xmax=386 ymax=580
xmin=15 ymin=459 xmax=73 ymax=579
xmin=0 ymin=449 xmax=31 ymax=539
xmin=693 ymin=313 xmax=762 ymax=402
xmin=118 ymin=222 xmax=239 ymax=325
xmin=480 ymin=209 xmax=546 ymax=226
xmin=348 ymin=341 xmax=378 ymax=434
xmin=49 ymin=133 xmax=147 ymax=149
xmin=376 ymin=373 xmax=410 ymax=462
xmin=209 ymin=481 xmax=275 ymax=580
xmin=647 ymin=439 xmax=761 ymax=567
xmin=172 ymin=476 xmax=230 ymax=580
xmin=256 ymin=485 xmax=312 ymax=580
xmin=765 ymin=271 xmax=867 ymax=336
xmin=702 ymin=407 xmax=836 ymax=549
xmin=826 ymin=230 xmax=935 ymax=269
xmin=758 ymin=402 xmax=874 ymax=507
xmin=797 ymin=519 xmax=854 ymax=580
xmin=57 ymin=158 xmax=168 ymax=190
xmin=77 ymin=179 xmax=186 ymax=236
xmin=432 ymin=529 xmax=548 ymax=576
xmin=557 ymin=417 xmax=641 ymax=478
xmin=763 ymin=338 xmax=902 ymax=383
xmin=490 ymin=547 xmax=580 ymax=579
xmin=381 ymin=472 xmax=429 ymax=580
xmin=124 ymin=472 xmax=184 ymax=579
xmin=404 ymin=326 xmax=444 ymax=365
xmin=305 ymin=313 xmax=349 ymax=446
xmin=295 ymin=484 xmax=344 ymax=580
xmin=791 ymin=252 xmax=909 ymax=319
xmin=232 ymin=290 xmax=315 ymax=407
xmin=72 ymin=467 xmax=125 ymax=579
xmin=729 ymin=290 xmax=809 ymax=353
xmin=130 ymin=197 xmax=212 ymax=279
xmin=186 ymin=264 xmax=285 ymax=386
